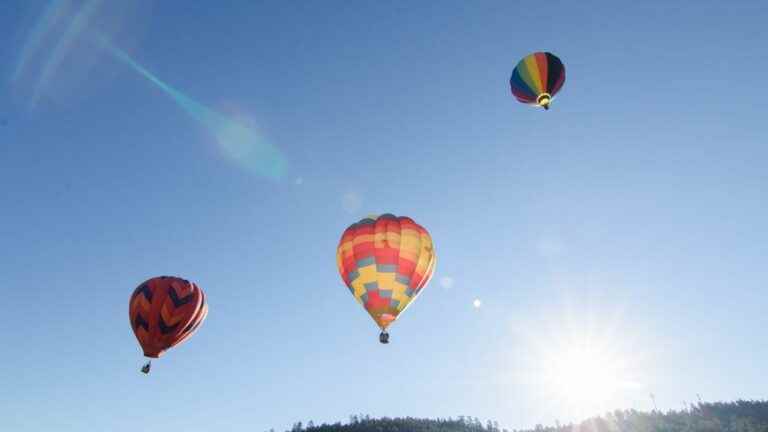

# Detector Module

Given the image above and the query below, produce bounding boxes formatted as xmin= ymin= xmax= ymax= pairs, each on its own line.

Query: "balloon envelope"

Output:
xmin=337 ymin=214 xmax=436 ymax=330
xmin=129 ymin=276 xmax=208 ymax=358
xmin=510 ymin=51 xmax=565 ymax=109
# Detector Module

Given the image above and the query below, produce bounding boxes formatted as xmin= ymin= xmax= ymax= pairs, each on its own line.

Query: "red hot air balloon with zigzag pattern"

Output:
xmin=129 ymin=276 xmax=208 ymax=373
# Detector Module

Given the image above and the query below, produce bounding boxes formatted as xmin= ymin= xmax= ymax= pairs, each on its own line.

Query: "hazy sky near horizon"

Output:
xmin=1 ymin=1 xmax=767 ymax=431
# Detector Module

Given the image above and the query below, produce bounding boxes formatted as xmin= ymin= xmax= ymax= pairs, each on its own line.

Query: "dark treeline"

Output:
xmin=278 ymin=400 xmax=768 ymax=432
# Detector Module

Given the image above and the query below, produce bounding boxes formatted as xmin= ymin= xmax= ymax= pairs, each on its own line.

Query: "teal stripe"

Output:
xmin=356 ymin=256 xmax=375 ymax=268
xmin=511 ymin=68 xmax=536 ymax=99
xmin=377 ymin=264 xmax=397 ymax=273
xmin=348 ymin=270 xmax=360 ymax=282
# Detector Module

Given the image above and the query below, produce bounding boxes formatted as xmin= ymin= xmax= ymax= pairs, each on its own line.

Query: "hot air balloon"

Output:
xmin=337 ymin=214 xmax=436 ymax=343
xmin=128 ymin=276 xmax=208 ymax=374
xmin=510 ymin=51 xmax=565 ymax=110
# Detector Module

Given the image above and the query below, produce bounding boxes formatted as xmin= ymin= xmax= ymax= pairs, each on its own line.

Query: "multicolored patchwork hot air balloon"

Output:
xmin=129 ymin=276 xmax=208 ymax=373
xmin=510 ymin=51 xmax=566 ymax=110
xmin=337 ymin=214 xmax=436 ymax=343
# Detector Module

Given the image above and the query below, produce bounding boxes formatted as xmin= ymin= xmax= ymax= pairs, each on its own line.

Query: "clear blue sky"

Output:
xmin=1 ymin=1 xmax=766 ymax=431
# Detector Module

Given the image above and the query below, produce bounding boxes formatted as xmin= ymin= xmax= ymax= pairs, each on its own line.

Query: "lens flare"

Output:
xmin=10 ymin=0 xmax=70 ymax=83
xmin=30 ymin=0 xmax=102 ymax=108
xmin=11 ymin=1 xmax=154 ymax=109
xmin=97 ymin=36 xmax=287 ymax=180
xmin=504 ymin=299 xmax=648 ymax=422
xmin=341 ymin=191 xmax=362 ymax=214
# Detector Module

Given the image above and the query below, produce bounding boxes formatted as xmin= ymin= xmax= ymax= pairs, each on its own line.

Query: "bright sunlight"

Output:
xmin=507 ymin=298 xmax=648 ymax=423
xmin=543 ymin=342 xmax=625 ymax=408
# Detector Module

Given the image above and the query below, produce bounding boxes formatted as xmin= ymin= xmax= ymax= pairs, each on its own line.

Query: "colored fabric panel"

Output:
xmin=337 ymin=214 xmax=436 ymax=331
xmin=510 ymin=51 xmax=566 ymax=108
xmin=129 ymin=276 xmax=207 ymax=358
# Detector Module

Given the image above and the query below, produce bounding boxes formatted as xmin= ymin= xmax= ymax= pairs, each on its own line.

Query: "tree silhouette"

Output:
xmin=278 ymin=400 xmax=768 ymax=432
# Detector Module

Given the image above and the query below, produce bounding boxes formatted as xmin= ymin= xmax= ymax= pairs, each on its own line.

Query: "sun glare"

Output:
xmin=544 ymin=343 xmax=623 ymax=408
xmin=507 ymin=302 xmax=647 ymax=421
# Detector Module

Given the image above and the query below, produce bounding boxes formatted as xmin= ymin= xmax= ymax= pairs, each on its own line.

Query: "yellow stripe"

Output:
xmin=350 ymin=264 xmax=377 ymax=300
xmin=412 ymin=232 xmax=435 ymax=289
xmin=338 ymin=241 xmax=354 ymax=255
xmin=352 ymin=234 xmax=374 ymax=245
xmin=391 ymin=284 xmax=412 ymax=311
xmin=523 ymin=55 xmax=543 ymax=95
xmin=399 ymin=230 xmax=422 ymax=251
xmin=373 ymin=231 xmax=401 ymax=247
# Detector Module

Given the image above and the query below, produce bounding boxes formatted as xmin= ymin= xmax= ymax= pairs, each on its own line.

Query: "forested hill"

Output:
xmin=280 ymin=400 xmax=768 ymax=432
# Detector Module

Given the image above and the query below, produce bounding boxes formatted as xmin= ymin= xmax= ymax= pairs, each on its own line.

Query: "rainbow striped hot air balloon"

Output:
xmin=337 ymin=214 xmax=436 ymax=344
xmin=510 ymin=51 xmax=565 ymax=110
